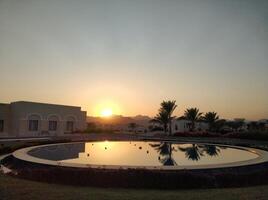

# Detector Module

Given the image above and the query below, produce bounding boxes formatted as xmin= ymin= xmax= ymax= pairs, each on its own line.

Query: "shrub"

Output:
xmin=224 ymin=131 xmax=268 ymax=141
xmin=172 ymin=130 xmax=268 ymax=141
xmin=173 ymin=131 xmax=221 ymax=138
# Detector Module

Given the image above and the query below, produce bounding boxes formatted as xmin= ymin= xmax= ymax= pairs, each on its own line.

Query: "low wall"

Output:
xmin=2 ymin=155 xmax=268 ymax=189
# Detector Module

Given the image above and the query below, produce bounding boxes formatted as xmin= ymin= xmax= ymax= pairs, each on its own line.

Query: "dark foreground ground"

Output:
xmin=1 ymin=133 xmax=268 ymax=199
xmin=1 ymin=173 xmax=268 ymax=200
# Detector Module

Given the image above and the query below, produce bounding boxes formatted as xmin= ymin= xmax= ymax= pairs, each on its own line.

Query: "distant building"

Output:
xmin=0 ymin=101 xmax=87 ymax=138
xmin=171 ymin=119 xmax=208 ymax=133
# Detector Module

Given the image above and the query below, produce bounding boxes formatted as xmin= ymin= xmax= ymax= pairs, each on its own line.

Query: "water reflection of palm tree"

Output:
xmin=178 ymin=144 xmax=204 ymax=161
xmin=150 ymin=142 xmax=177 ymax=166
xmin=178 ymin=144 xmax=221 ymax=161
xmin=151 ymin=143 xmax=223 ymax=165
xmin=201 ymin=145 xmax=220 ymax=156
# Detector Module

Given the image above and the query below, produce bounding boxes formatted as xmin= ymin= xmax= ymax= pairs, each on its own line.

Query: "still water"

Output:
xmin=28 ymin=141 xmax=259 ymax=167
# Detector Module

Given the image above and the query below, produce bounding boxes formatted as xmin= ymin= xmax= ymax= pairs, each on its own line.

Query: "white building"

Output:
xmin=171 ymin=119 xmax=209 ymax=133
xmin=0 ymin=101 xmax=87 ymax=138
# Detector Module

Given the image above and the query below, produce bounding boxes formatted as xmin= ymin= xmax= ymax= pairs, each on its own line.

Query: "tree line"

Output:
xmin=150 ymin=100 xmax=248 ymax=135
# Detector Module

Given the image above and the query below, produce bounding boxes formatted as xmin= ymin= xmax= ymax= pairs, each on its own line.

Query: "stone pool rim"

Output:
xmin=12 ymin=140 xmax=268 ymax=170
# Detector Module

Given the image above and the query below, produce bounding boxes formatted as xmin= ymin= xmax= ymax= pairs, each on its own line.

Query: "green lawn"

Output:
xmin=0 ymin=174 xmax=268 ymax=200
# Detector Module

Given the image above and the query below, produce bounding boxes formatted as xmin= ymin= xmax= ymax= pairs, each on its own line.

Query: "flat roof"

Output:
xmin=11 ymin=101 xmax=81 ymax=109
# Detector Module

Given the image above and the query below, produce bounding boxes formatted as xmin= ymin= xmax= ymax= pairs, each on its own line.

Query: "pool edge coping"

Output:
xmin=12 ymin=140 xmax=268 ymax=170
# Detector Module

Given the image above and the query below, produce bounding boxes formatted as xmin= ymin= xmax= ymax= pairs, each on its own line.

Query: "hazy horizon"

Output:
xmin=1 ymin=0 xmax=268 ymax=120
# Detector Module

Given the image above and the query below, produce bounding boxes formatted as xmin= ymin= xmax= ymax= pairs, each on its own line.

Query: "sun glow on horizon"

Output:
xmin=93 ymin=100 xmax=121 ymax=117
xmin=101 ymin=108 xmax=113 ymax=117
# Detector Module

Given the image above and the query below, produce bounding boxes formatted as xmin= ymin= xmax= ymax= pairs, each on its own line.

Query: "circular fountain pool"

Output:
xmin=12 ymin=141 xmax=268 ymax=169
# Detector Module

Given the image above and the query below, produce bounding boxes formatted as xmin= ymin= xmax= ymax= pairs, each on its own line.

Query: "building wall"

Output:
xmin=0 ymin=101 xmax=87 ymax=138
xmin=172 ymin=119 xmax=209 ymax=133
xmin=0 ymin=103 xmax=10 ymax=137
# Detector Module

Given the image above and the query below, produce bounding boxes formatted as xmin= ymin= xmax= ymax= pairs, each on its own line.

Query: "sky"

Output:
xmin=0 ymin=0 xmax=268 ymax=120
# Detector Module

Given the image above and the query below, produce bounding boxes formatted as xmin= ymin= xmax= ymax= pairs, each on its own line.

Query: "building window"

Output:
xmin=66 ymin=121 xmax=74 ymax=132
xmin=175 ymin=124 xmax=178 ymax=131
xmin=29 ymin=120 xmax=38 ymax=131
xmin=0 ymin=120 xmax=4 ymax=132
xmin=49 ymin=121 xmax=57 ymax=131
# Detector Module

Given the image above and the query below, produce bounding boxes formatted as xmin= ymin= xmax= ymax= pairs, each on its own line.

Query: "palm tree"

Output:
xmin=202 ymin=112 xmax=219 ymax=131
xmin=151 ymin=100 xmax=177 ymax=135
xmin=183 ymin=108 xmax=203 ymax=131
xmin=150 ymin=111 xmax=169 ymax=134
xmin=160 ymin=100 xmax=177 ymax=135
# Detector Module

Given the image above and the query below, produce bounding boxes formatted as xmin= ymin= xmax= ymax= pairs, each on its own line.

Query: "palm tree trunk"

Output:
xmin=164 ymin=124 xmax=167 ymax=135
xmin=209 ymin=123 xmax=212 ymax=132
xmin=169 ymin=121 xmax=172 ymax=136
xmin=192 ymin=121 xmax=195 ymax=132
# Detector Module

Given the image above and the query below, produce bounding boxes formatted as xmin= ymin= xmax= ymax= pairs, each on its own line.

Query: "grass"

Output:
xmin=0 ymin=174 xmax=268 ymax=200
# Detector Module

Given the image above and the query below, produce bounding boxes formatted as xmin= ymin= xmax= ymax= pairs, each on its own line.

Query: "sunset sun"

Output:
xmin=94 ymin=100 xmax=121 ymax=117
xmin=101 ymin=108 xmax=113 ymax=117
